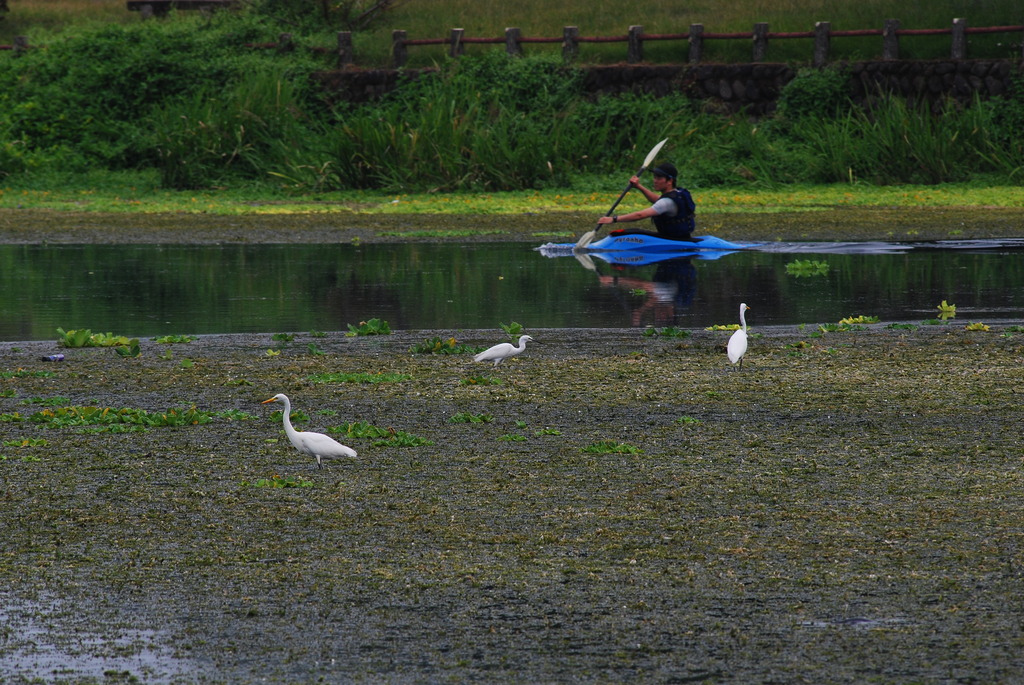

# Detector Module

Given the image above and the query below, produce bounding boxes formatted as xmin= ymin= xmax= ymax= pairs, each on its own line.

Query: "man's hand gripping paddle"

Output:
xmin=574 ymin=138 xmax=668 ymax=249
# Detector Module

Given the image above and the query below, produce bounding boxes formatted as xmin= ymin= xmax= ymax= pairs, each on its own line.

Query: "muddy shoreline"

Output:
xmin=3 ymin=205 xmax=1024 ymax=244
xmin=2 ymin=211 xmax=1023 ymax=683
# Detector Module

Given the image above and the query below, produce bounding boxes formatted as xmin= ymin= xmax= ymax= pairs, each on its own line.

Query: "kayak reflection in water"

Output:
xmin=595 ymin=162 xmax=697 ymax=242
xmin=598 ymin=256 xmax=697 ymax=327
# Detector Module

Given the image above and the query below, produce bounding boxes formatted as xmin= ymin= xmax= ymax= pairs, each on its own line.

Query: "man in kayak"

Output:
xmin=596 ymin=162 xmax=696 ymax=241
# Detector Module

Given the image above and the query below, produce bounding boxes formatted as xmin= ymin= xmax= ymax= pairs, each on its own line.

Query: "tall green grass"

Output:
xmin=142 ymin=52 xmax=1024 ymax=191
xmin=0 ymin=0 xmax=133 ymax=44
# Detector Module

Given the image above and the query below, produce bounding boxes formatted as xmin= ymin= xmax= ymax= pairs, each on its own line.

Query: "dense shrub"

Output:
xmin=777 ymin=67 xmax=851 ymax=120
xmin=0 ymin=14 xmax=324 ymax=174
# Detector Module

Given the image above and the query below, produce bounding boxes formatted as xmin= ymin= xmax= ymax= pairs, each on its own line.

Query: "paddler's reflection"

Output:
xmin=597 ymin=256 xmax=697 ymax=327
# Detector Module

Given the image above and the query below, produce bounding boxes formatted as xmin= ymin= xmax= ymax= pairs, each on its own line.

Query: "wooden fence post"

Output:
xmin=752 ymin=22 xmax=768 ymax=61
xmin=449 ymin=28 xmax=464 ymax=58
xmin=337 ymin=31 xmax=354 ymax=67
xmin=505 ymin=27 xmax=522 ymax=56
xmin=392 ymin=30 xmax=407 ymax=68
xmin=688 ymin=24 xmax=703 ymax=64
xmin=14 ymin=35 xmax=28 ymax=54
xmin=883 ymin=19 xmax=900 ymax=60
xmin=628 ymin=25 xmax=643 ymax=63
xmin=951 ymin=18 xmax=967 ymax=59
xmin=813 ymin=21 xmax=831 ymax=67
xmin=563 ymin=26 xmax=579 ymax=63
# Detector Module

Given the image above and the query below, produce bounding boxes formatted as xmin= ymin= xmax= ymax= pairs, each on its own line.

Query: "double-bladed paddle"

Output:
xmin=574 ymin=138 xmax=668 ymax=249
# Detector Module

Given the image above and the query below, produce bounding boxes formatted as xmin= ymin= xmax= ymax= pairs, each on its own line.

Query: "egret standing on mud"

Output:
xmin=728 ymin=303 xmax=750 ymax=368
xmin=262 ymin=393 xmax=357 ymax=469
xmin=473 ymin=334 xmax=536 ymax=368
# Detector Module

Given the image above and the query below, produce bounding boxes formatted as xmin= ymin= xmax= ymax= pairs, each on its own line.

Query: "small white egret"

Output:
xmin=727 ymin=303 xmax=750 ymax=368
xmin=262 ymin=393 xmax=357 ymax=469
xmin=473 ymin=334 xmax=536 ymax=368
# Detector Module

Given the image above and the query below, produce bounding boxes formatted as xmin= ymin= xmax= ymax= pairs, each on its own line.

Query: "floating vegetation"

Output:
xmin=267 ymin=408 xmax=309 ymax=424
xmin=839 ymin=315 xmax=879 ymax=324
xmin=0 ymin=453 xmax=41 ymax=462
xmin=706 ymin=323 xmax=741 ymax=332
xmin=20 ymin=397 xmax=69 ymax=406
xmin=307 ymin=343 xmax=325 ymax=356
xmin=450 ymin=412 xmax=494 ymax=424
xmin=786 ymin=341 xmax=812 ymax=356
xmin=643 ymin=326 xmax=691 ymax=338
xmin=3 ymin=438 xmax=49 ymax=447
xmin=534 ymin=428 xmax=561 ymax=435
xmin=460 ymin=376 xmax=502 ymax=386
xmin=785 ymin=259 xmax=830 ymax=277
xmin=114 ymin=340 xmax=142 ymax=358
xmin=937 ymin=299 xmax=957 ymax=320
xmin=0 ymin=405 xmax=219 ymax=430
xmin=272 ymin=333 xmax=295 ymax=343
xmin=379 ymin=229 xmax=503 ymax=238
xmin=0 ymin=370 xmax=52 ymax=379
xmin=219 ymin=410 xmax=257 ymax=421
xmin=346 ymin=318 xmax=391 ymax=336
xmin=500 ymin=321 xmax=524 ymax=337
xmin=153 ymin=335 xmax=197 ymax=344
xmin=676 ymin=416 xmax=703 ymax=426
xmin=582 ymin=440 xmax=642 ymax=455
xmin=332 ymin=420 xmax=433 ymax=447
xmin=498 ymin=433 xmax=527 ymax=442
xmin=307 ymin=372 xmax=410 ymax=384
xmin=411 ymin=336 xmax=482 ymax=355
xmin=56 ymin=328 xmax=134 ymax=348
xmin=886 ymin=323 xmax=918 ymax=330
xmin=965 ymin=322 xmax=990 ymax=331
xmin=818 ymin=323 xmax=866 ymax=333
xmin=242 ymin=474 xmax=315 ymax=488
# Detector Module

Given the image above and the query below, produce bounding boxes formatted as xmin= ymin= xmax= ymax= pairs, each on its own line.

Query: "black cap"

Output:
xmin=652 ymin=163 xmax=677 ymax=179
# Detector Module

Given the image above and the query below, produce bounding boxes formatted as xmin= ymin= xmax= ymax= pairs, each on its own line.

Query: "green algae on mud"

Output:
xmin=2 ymin=325 xmax=1023 ymax=682
xmin=2 ymin=205 xmax=1024 ymax=245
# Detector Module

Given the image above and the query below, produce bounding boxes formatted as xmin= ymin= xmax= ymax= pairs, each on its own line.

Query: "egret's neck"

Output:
xmin=280 ymin=400 xmax=297 ymax=436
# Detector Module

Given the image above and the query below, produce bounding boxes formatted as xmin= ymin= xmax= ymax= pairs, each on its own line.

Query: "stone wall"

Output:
xmin=315 ymin=59 xmax=1023 ymax=115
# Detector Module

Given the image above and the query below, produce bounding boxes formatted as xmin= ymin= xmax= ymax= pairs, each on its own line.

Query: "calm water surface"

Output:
xmin=3 ymin=240 xmax=1023 ymax=341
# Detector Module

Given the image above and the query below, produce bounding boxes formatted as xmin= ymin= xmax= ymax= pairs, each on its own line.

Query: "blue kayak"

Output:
xmin=550 ymin=233 xmax=758 ymax=253
xmin=584 ymin=248 xmax=736 ymax=266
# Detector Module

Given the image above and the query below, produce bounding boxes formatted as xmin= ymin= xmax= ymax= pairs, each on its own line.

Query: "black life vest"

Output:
xmin=652 ymin=188 xmax=696 ymax=237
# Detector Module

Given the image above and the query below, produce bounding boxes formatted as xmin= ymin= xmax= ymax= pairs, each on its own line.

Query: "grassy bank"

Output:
xmin=4 ymin=0 xmax=1023 ymax=63
xmin=3 ymin=173 xmax=1024 ymax=216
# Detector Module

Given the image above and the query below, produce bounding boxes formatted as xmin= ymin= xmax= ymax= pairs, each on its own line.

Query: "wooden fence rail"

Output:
xmin=389 ymin=19 xmax=1024 ymax=68
xmin=4 ymin=19 xmax=1023 ymax=68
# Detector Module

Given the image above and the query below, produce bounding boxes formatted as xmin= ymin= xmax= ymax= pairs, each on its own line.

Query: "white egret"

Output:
xmin=262 ymin=393 xmax=357 ymax=469
xmin=473 ymin=334 xmax=536 ymax=368
xmin=727 ymin=303 xmax=750 ymax=368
